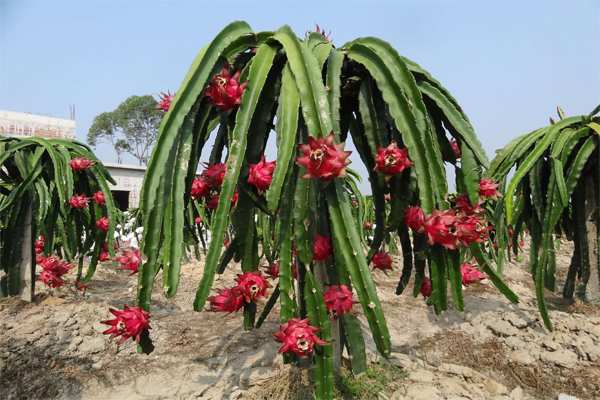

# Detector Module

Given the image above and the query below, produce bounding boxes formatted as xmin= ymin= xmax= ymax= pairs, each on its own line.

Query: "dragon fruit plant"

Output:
xmin=0 ymin=137 xmax=118 ymax=298
xmin=135 ymin=22 xmax=518 ymax=398
xmin=487 ymin=106 xmax=600 ymax=330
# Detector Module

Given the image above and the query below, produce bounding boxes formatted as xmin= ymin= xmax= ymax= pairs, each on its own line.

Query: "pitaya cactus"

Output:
xmin=296 ymin=131 xmax=352 ymax=182
xmin=273 ymin=317 xmax=330 ymax=358
xmin=204 ymin=63 xmax=247 ymax=111
xmin=101 ymin=305 xmax=151 ymax=344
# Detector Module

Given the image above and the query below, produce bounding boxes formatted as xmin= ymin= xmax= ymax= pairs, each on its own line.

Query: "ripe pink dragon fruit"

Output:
xmin=206 ymin=288 xmax=246 ymax=314
xmin=519 ymin=241 xmax=525 ymax=247
xmin=102 ymin=241 xmax=118 ymax=252
xmin=93 ymin=191 xmax=106 ymax=205
xmin=372 ymin=252 xmax=393 ymax=271
xmin=273 ymin=317 xmax=330 ymax=358
xmin=35 ymin=246 xmax=44 ymax=254
xmin=190 ymin=178 xmax=211 ymax=200
xmin=372 ymin=141 xmax=413 ymax=179
xmin=263 ymin=262 xmax=298 ymax=279
xmin=422 ymin=209 xmax=462 ymax=250
xmin=323 ymin=285 xmax=356 ymax=320
xmin=296 ymin=131 xmax=352 ymax=182
xmin=364 ymin=222 xmax=372 ymax=229
xmin=36 ymin=256 xmax=45 ymax=264
xmin=195 ymin=217 xmax=202 ymax=224
xmin=38 ymin=270 xmax=64 ymax=288
xmin=455 ymin=193 xmax=484 ymax=217
xmin=248 ymin=154 xmax=276 ymax=194
xmin=53 ymin=262 xmax=72 ymax=276
xmin=204 ymin=63 xmax=248 ymax=111
xmin=96 ymin=217 xmax=110 ymax=231
xmin=101 ymin=305 xmax=151 ymax=344
xmin=113 ymin=249 xmax=141 ymax=275
xmin=154 ymin=91 xmax=175 ymax=112
xmin=98 ymin=251 xmax=110 ymax=262
xmin=69 ymin=194 xmax=91 ymax=209
xmin=234 ymin=271 xmax=271 ymax=302
xmin=206 ymin=191 xmax=238 ymax=210
xmin=74 ymin=279 xmax=88 ymax=291
xmin=223 ymin=237 xmax=230 ymax=247
xmin=385 ymin=194 xmax=391 ymax=200
xmin=478 ymin=178 xmax=503 ymax=200
xmin=404 ymin=206 xmax=425 ymax=232
xmin=35 ymin=239 xmax=44 ymax=248
xmin=41 ymin=256 xmax=59 ymax=272
xmin=69 ymin=157 xmax=94 ymax=170
xmin=420 ymin=277 xmax=432 ymax=298
xmin=458 ymin=216 xmax=494 ymax=246
xmin=312 ymin=235 xmax=332 ymax=261
xmin=461 ymin=264 xmax=488 ymax=285
xmin=352 ymin=200 xmax=358 ymax=207
xmin=442 ymin=138 xmax=462 ymax=161
xmin=202 ymin=163 xmax=226 ymax=186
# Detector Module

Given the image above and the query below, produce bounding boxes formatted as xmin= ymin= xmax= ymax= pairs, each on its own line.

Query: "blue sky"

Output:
xmin=1 ymin=1 xmax=599 ymax=192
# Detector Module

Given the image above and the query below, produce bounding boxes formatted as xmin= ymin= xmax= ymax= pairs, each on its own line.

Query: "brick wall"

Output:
xmin=104 ymin=163 xmax=146 ymax=208
xmin=0 ymin=110 xmax=76 ymax=140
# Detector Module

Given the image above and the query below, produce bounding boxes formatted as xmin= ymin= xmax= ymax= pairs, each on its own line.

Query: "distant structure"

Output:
xmin=103 ymin=163 xmax=146 ymax=209
xmin=0 ymin=110 xmax=76 ymax=140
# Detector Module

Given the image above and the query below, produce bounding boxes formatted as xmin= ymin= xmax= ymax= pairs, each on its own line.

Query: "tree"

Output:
xmin=128 ymin=22 xmax=517 ymax=399
xmin=87 ymin=95 xmax=163 ymax=166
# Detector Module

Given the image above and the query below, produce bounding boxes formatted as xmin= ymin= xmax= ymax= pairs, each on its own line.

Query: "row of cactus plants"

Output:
xmin=0 ymin=136 xmax=119 ymax=297
xmin=488 ymin=106 xmax=600 ymax=330
xmin=126 ymin=21 xmax=519 ymax=399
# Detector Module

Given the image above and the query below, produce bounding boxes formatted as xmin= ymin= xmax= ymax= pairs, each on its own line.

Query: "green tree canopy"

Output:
xmin=87 ymin=95 xmax=163 ymax=165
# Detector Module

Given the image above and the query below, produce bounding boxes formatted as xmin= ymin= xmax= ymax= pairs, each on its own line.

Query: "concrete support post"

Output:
xmin=584 ymin=175 xmax=599 ymax=305
xmin=18 ymin=207 xmax=34 ymax=302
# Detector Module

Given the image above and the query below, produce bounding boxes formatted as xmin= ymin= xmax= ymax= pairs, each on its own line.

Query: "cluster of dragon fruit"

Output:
xmin=100 ymin=59 xmax=501 ymax=357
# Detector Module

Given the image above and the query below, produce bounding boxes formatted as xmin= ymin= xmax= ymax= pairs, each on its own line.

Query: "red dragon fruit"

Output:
xmin=195 ymin=217 xmax=202 ymax=224
xmin=202 ymin=163 xmax=227 ymax=187
xmin=102 ymin=241 xmax=118 ymax=252
xmin=206 ymin=191 xmax=238 ymax=210
xmin=404 ymin=206 xmax=425 ymax=232
xmin=101 ymin=305 xmax=151 ymax=344
xmin=385 ymin=194 xmax=391 ymax=200
xmin=372 ymin=141 xmax=413 ymax=179
xmin=352 ymin=200 xmax=358 ymax=207
xmin=36 ymin=256 xmax=45 ymax=265
xmin=442 ymin=138 xmax=461 ymax=161
xmin=96 ymin=217 xmax=110 ymax=232
xmin=296 ymin=131 xmax=352 ymax=182
xmin=455 ymin=193 xmax=484 ymax=217
xmin=206 ymin=288 xmax=246 ymax=314
xmin=234 ymin=271 xmax=270 ymax=302
xmin=74 ymin=279 xmax=88 ymax=291
xmin=93 ymin=191 xmax=106 ymax=205
xmin=113 ymin=249 xmax=141 ymax=275
xmin=458 ymin=216 xmax=494 ymax=246
xmin=35 ymin=239 xmax=45 ymax=248
xmin=323 ymin=285 xmax=356 ymax=320
xmin=35 ymin=246 xmax=44 ymax=254
xmin=98 ymin=251 xmax=110 ymax=262
xmin=38 ymin=270 xmax=64 ymax=288
xmin=420 ymin=277 xmax=432 ymax=298
xmin=154 ymin=91 xmax=175 ymax=112
xmin=364 ymin=222 xmax=372 ymax=229
xmin=312 ymin=235 xmax=332 ymax=261
xmin=422 ymin=209 xmax=462 ymax=250
xmin=372 ymin=252 xmax=393 ymax=271
xmin=41 ymin=256 xmax=59 ymax=272
xmin=204 ymin=63 xmax=248 ymax=111
xmin=223 ymin=237 xmax=230 ymax=247
xmin=263 ymin=262 xmax=298 ymax=279
xmin=478 ymin=178 xmax=502 ymax=200
xmin=69 ymin=157 xmax=94 ymax=170
xmin=248 ymin=154 xmax=276 ymax=194
xmin=519 ymin=241 xmax=525 ymax=247
xmin=461 ymin=264 xmax=488 ymax=286
xmin=53 ymin=262 xmax=72 ymax=276
xmin=273 ymin=317 xmax=330 ymax=358
xmin=69 ymin=194 xmax=91 ymax=209
xmin=190 ymin=178 xmax=211 ymax=200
